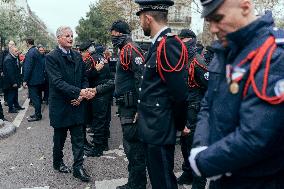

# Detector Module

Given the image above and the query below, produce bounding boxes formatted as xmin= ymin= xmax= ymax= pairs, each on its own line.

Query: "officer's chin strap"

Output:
xmin=188 ymin=58 xmax=208 ymax=88
xmin=156 ymin=36 xmax=188 ymax=81
xmin=120 ymin=43 xmax=145 ymax=71
xmin=82 ymin=52 xmax=97 ymax=71
xmin=240 ymin=36 xmax=284 ymax=104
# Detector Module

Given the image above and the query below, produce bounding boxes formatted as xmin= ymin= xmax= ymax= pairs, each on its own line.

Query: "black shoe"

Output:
xmin=1 ymin=117 xmax=8 ymax=121
xmin=84 ymin=146 xmax=103 ymax=157
xmin=102 ymin=142 xmax=109 ymax=151
xmin=73 ymin=168 xmax=90 ymax=182
xmin=116 ymin=183 xmax=130 ymax=189
xmin=30 ymin=114 xmax=36 ymax=118
xmin=84 ymin=143 xmax=93 ymax=151
xmin=8 ymin=108 xmax=18 ymax=113
xmin=53 ymin=163 xmax=72 ymax=173
xmin=27 ymin=116 xmax=42 ymax=122
xmin=177 ymin=171 xmax=193 ymax=185
xmin=15 ymin=106 xmax=25 ymax=110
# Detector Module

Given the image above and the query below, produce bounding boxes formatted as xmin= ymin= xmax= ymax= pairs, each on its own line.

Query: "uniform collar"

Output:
xmin=152 ymin=26 xmax=168 ymax=44
xmin=227 ymin=11 xmax=274 ymax=49
xmin=212 ymin=11 xmax=274 ymax=56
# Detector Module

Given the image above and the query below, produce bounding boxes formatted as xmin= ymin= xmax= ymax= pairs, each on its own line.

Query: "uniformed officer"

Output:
xmin=178 ymin=29 xmax=208 ymax=189
xmin=189 ymin=0 xmax=284 ymax=189
xmin=80 ymin=41 xmax=115 ymax=157
xmin=135 ymin=1 xmax=189 ymax=188
xmin=110 ymin=20 xmax=147 ymax=189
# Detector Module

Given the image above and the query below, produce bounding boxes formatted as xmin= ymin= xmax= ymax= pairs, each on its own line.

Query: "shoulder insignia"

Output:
xmin=135 ymin=56 xmax=143 ymax=65
xmin=274 ymin=79 xmax=284 ymax=97
xmin=204 ymin=72 xmax=209 ymax=80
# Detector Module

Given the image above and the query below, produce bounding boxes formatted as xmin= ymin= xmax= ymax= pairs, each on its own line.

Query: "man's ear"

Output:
xmin=145 ymin=14 xmax=152 ymax=24
xmin=240 ymin=0 xmax=252 ymax=16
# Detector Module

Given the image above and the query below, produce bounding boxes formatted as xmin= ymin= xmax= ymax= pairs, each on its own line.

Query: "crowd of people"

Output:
xmin=0 ymin=38 xmax=48 ymax=121
xmin=1 ymin=0 xmax=284 ymax=189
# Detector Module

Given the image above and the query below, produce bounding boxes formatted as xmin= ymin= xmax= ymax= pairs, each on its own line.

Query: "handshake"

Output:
xmin=71 ymin=88 xmax=97 ymax=106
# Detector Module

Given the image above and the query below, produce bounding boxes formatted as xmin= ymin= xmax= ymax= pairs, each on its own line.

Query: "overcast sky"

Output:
xmin=27 ymin=0 xmax=99 ymax=35
xmin=27 ymin=0 xmax=203 ymax=36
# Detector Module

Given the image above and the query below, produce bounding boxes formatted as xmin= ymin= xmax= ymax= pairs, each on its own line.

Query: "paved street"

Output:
xmin=0 ymin=89 xmax=191 ymax=189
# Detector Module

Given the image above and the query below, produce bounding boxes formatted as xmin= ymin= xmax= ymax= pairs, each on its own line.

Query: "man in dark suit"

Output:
xmin=135 ymin=1 xmax=189 ymax=188
xmin=3 ymin=46 xmax=24 ymax=113
xmin=23 ymin=38 xmax=45 ymax=122
xmin=46 ymin=26 xmax=95 ymax=182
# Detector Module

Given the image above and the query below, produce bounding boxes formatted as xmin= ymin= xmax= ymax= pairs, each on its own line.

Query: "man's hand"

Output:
xmin=23 ymin=82 xmax=28 ymax=88
xmin=71 ymin=96 xmax=83 ymax=106
xmin=87 ymin=88 xmax=97 ymax=95
xmin=12 ymin=83 xmax=18 ymax=88
xmin=80 ymin=89 xmax=95 ymax=100
xmin=95 ymin=63 xmax=104 ymax=71
xmin=181 ymin=127 xmax=191 ymax=136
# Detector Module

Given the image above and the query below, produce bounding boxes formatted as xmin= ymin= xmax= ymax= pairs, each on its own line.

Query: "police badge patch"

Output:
xmin=204 ymin=72 xmax=209 ymax=80
xmin=274 ymin=79 xmax=284 ymax=97
xmin=135 ymin=57 xmax=143 ymax=65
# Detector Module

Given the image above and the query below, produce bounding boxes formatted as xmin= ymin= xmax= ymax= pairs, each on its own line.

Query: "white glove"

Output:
xmin=189 ymin=146 xmax=208 ymax=176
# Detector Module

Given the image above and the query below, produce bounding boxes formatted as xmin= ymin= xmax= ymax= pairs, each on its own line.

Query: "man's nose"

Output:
xmin=209 ymin=22 xmax=219 ymax=35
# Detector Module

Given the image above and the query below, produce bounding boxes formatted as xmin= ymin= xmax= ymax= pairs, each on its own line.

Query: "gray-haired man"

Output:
xmin=46 ymin=26 xmax=95 ymax=182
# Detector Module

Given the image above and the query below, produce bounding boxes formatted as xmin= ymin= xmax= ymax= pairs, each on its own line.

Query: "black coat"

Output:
xmin=137 ymin=28 xmax=189 ymax=145
xmin=3 ymin=53 xmax=21 ymax=89
xmin=46 ymin=46 xmax=89 ymax=128
xmin=23 ymin=46 xmax=45 ymax=86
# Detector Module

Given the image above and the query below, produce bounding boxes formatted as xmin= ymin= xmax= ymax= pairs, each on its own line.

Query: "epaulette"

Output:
xmin=165 ymin=33 xmax=176 ymax=37
xmin=270 ymin=27 xmax=284 ymax=46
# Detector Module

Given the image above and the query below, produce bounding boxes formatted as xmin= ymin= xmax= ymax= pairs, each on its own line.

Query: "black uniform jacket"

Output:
xmin=137 ymin=28 xmax=189 ymax=145
xmin=85 ymin=52 xmax=114 ymax=96
xmin=115 ymin=39 xmax=144 ymax=97
xmin=3 ymin=53 xmax=21 ymax=89
xmin=46 ymin=46 xmax=89 ymax=128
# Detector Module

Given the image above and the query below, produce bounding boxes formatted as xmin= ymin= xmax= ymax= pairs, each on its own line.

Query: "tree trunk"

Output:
xmin=201 ymin=21 xmax=215 ymax=46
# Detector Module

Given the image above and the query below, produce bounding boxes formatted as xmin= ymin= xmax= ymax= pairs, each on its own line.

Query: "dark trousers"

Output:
xmin=53 ymin=125 xmax=84 ymax=169
xmin=182 ymin=102 xmax=206 ymax=189
xmin=90 ymin=95 xmax=111 ymax=146
xmin=0 ymin=100 xmax=4 ymax=119
xmin=3 ymin=88 xmax=8 ymax=102
xmin=29 ymin=85 xmax=43 ymax=117
xmin=7 ymin=88 xmax=20 ymax=110
xmin=119 ymin=105 xmax=146 ymax=188
xmin=181 ymin=132 xmax=206 ymax=189
xmin=42 ymin=82 xmax=49 ymax=102
xmin=144 ymin=143 xmax=177 ymax=189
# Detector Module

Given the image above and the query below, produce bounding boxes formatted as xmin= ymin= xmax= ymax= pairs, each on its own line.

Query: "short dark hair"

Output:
xmin=144 ymin=11 xmax=168 ymax=23
xmin=25 ymin=37 xmax=34 ymax=45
